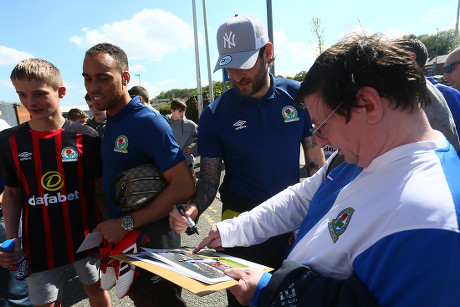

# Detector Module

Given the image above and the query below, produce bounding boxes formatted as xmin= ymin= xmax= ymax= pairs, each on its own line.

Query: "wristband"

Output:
xmin=250 ymin=271 xmax=272 ymax=307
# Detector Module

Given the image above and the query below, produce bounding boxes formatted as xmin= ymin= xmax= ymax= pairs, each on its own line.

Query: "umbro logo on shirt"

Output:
xmin=233 ymin=120 xmax=246 ymax=131
xmin=18 ymin=152 xmax=32 ymax=161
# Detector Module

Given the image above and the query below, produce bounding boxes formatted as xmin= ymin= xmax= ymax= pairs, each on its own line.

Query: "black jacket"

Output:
xmin=259 ymin=260 xmax=379 ymax=307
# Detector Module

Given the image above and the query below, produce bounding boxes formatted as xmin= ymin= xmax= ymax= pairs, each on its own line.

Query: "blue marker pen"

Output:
xmin=176 ymin=203 xmax=199 ymax=235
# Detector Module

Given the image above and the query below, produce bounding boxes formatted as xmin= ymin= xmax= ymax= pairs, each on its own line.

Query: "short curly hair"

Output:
xmin=85 ymin=43 xmax=129 ymax=73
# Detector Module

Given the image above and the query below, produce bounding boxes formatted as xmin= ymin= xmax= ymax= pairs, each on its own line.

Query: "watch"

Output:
xmin=121 ymin=215 xmax=134 ymax=231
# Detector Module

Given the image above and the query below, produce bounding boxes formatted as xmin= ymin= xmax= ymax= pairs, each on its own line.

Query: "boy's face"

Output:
xmin=12 ymin=78 xmax=64 ymax=121
xmin=86 ymin=99 xmax=106 ymax=122
xmin=171 ymin=108 xmax=185 ymax=120
xmin=83 ymin=53 xmax=128 ymax=116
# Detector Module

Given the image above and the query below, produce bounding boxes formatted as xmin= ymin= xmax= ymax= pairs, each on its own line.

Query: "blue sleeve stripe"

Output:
xmin=436 ymin=146 xmax=460 ymax=228
xmin=250 ymin=271 xmax=272 ymax=307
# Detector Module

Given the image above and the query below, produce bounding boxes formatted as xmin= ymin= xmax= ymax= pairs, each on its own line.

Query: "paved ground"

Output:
xmin=62 ymin=150 xmax=308 ymax=306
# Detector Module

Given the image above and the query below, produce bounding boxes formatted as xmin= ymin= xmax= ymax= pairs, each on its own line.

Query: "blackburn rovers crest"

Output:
xmin=328 ymin=207 xmax=355 ymax=243
xmin=282 ymin=105 xmax=300 ymax=123
xmin=61 ymin=146 xmax=79 ymax=162
xmin=114 ymin=135 xmax=128 ymax=153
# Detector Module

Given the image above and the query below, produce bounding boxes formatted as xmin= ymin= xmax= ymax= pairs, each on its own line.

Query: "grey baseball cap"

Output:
xmin=214 ymin=14 xmax=269 ymax=72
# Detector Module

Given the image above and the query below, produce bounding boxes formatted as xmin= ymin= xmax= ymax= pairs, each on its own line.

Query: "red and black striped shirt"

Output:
xmin=0 ymin=120 xmax=102 ymax=273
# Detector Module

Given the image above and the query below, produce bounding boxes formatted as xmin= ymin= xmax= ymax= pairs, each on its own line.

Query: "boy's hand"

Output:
xmin=0 ymin=237 xmax=21 ymax=269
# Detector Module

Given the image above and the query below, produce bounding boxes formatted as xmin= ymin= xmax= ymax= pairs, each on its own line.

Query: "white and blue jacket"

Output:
xmin=218 ymin=133 xmax=460 ymax=306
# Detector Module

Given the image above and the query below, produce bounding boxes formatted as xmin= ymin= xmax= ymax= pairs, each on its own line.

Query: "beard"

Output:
xmin=232 ymin=61 xmax=269 ymax=98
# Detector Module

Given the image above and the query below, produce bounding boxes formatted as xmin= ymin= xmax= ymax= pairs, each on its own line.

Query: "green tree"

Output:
xmin=275 ymin=74 xmax=294 ymax=80
xmin=155 ymin=88 xmax=196 ymax=99
xmin=275 ymin=71 xmax=306 ymax=81
xmin=202 ymin=80 xmax=232 ymax=100
xmin=418 ymin=29 xmax=460 ymax=57
xmin=293 ymin=71 xmax=307 ymax=82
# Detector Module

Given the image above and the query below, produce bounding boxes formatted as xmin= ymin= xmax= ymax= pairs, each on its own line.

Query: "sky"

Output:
xmin=1 ymin=0 xmax=459 ymax=109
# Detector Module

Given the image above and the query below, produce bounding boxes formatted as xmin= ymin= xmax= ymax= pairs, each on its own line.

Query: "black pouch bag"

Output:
xmin=110 ymin=164 xmax=168 ymax=212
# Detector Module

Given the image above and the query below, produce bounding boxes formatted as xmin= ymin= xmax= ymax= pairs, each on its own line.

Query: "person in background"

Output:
xmin=83 ymin=93 xmax=109 ymax=221
xmin=0 ymin=118 xmax=32 ymax=307
xmin=429 ymin=75 xmax=460 ymax=141
xmin=390 ymin=34 xmax=460 ymax=152
xmin=83 ymin=43 xmax=195 ymax=306
xmin=443 ymin=47 xmax=460 ymax=91
xmin=425 ymin=46 xmax=460 ymax=141
xmin=67 ymin=107 xmax=89 ymax=125
xmin=169 ymin=14 xmax=325 ymax=307
xmin=166 ymin=98 xmax=198 ymax=182
xmin=128 ymin=86 xmax=149 ymax=105
xmin=85 ymin=93 xmax=106 ymax=138
xmin=194 ymin=34 xmax=460 ymax=307
xmin=129 ymin=85 xmax=159 ymax=112
xmin=0 ymin=58 xmax=110 ymax=307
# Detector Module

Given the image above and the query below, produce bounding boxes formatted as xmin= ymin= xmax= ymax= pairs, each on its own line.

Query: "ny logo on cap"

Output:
xmin=223 ymin=31 xmax=236 ymax=49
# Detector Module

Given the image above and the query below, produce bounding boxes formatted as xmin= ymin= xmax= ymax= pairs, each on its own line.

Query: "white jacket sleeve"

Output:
xmin=217 ymin=157 xmax=331 ymax=248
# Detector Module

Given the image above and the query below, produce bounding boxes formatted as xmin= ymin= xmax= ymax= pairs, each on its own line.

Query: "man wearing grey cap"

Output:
xmin=169 ymin=13 xmax=325 ymax=306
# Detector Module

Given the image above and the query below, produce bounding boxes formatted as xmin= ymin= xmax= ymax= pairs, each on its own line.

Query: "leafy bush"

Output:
xmin=154 ymin=103 xmax=171 ymax=116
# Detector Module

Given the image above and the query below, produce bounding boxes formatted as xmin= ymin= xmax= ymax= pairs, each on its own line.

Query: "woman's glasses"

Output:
xmin=309 ymin=101 xmax=344 ymax=140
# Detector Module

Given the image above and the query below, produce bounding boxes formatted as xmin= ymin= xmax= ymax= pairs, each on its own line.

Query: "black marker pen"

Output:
xmin=176 ymin=203 xmax=199 ymax=235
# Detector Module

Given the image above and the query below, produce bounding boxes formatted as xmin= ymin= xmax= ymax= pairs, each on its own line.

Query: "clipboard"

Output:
xmin=111 ymin=253 xmax=272 ymax=296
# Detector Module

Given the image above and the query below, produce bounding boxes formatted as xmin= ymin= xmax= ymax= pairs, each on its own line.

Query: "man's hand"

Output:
xmin=169 ymin=203 xmax=198 ymax=233
xmin=94 ymin=218 xmax=128 ymax=244
xmin=193 ymin=225 xmax=224 ymax=253
xmin=182 ymin=146 xmax=191 ymax=155
xmin=225 ymin=267 xmax=265 ymax=306
xmin=0 ymin=237 xmax=21 ymax=269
